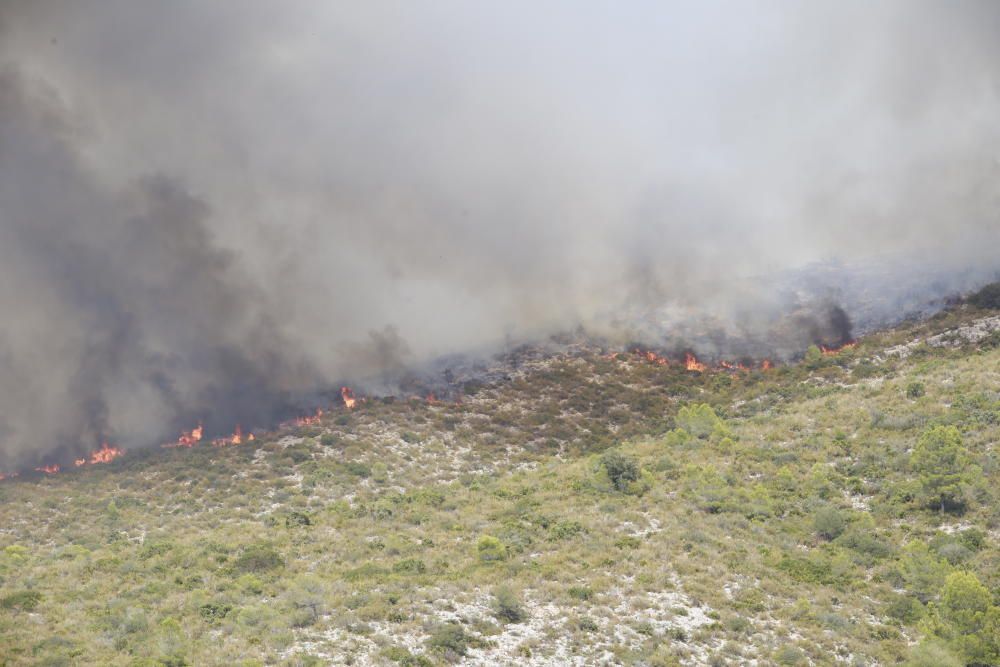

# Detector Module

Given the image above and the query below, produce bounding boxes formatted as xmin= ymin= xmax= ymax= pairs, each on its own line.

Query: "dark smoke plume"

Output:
xmin=1 ymin=1 xmax=999 ymax=468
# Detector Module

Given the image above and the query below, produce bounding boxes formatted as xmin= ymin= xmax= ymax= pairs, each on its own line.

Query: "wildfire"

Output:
xmin=639 ymin=350 xmax=669 ymax=366
xmin=426 ymin=392 xmax=437 ymax=403
xmin=164 ymin=423 xmax=203 ymax=448
xmin=761 ymin=359 xmax=773 ymax=370
xmin=341 ymin=386 xmax=356 ymax=410
xmin=212 ymin=424 xmax=243 ymax=447
xmin=718 ymin=360 xmax=750 ymax=372
xmin=820 ymin=341 xmax=857 ymax=356
xmin=685 ymin=353 xmax=707 ymax=372
xmin=295 ymin=408 xmax=323 ymax=426
xmin=35 ymin=464 xmax=60 ymax=475
xmin=74 ymin=442 xmax=124 ymax=466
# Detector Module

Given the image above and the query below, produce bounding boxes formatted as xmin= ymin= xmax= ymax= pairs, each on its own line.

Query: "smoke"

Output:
xmin=1 ymin=1 xmax=999 ymax=467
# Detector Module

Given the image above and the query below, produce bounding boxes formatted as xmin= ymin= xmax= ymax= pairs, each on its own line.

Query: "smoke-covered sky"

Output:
xmin=1 ymin=1 xmax=999 ymax=467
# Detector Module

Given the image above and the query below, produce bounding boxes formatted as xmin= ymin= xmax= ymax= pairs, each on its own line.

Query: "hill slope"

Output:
xmin=2 ymin=305 xmax=1000 ymax=666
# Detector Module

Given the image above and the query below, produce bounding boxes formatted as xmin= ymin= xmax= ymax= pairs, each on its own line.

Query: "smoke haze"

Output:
xmin=1 ymin=1 xmax=999 ymax=467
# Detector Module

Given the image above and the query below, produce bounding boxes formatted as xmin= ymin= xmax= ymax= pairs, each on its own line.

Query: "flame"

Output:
xmin=35 ymin=464 xmax=60 ymax=474
xmin=718 ymin=360 xmax=750 ymax=372
xmin=247 ymin=432 xmax=255 ymax=441
xmin=164 ymin=423 xmax=203 ymax=448
xmin=294 ymin=408 xmax=323 ymax=426
xmin=74 ymin=458 xmax=86 ymax=467
xmin=820 ymin=341 xmax=857 ymax=356
xmin=341 ymin=387 xmax=356 ymax=410
xmin=761 ymin=359 xmax=773 ymax=370
xmin=212 ymin=424 xmax=243 ymax=447
xmin=89 ymin=442 xmax=124 ymax=464
xmin=426 ymin=392 xmax=437 ymax=403
xmin=685 ymin=353 xmax=707 ymax=372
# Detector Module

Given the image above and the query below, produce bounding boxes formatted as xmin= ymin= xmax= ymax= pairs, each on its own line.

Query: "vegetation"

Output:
xmin=1 ymin=304 xmax=1000 ymax=665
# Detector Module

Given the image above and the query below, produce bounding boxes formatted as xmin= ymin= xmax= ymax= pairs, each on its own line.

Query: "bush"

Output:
xmin=813 ymin=506 xmax=846 ymax=540
xmin=906 ymin=382 xmax=926 ymax=398
xmin=426 ymin=623 xmax=472 ymax=657
xmin=0 ymin=590 xmax=41 ymax=611
xmin=231 ymin=545 xmax=284 ymax=574
xmin=675 ymin=403 xmax=725 ymax=439
xmin=477 ymin=535 xmax=507 ymax=562
xmin=600 ymin=451 xmax=639 ymax=492
xmin=492 ymin=586 xmax=528 ymax=624
xmin=285 ymin=511 xmax=311 ymax=528
xmin=198 ymin=602 xmax=232 ymax=621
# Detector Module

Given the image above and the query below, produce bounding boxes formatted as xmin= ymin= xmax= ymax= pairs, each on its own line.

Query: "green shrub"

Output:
xmin=906 ymin=382 xmax=926 ymax=398
xmin=426 ymin=623 xmax=472 ymax=657
xmin=813 ymin=506 xmax=846 ymax=540
xmin=392 ymin=559 xmax=426 ymax=575
xmin=550 ymin=520 xmax=585 ymax=540
xmin=600 ymin=451 xmax=639 ymax=492
xmin=285 ymin=511 xmax=312 ymax=528
xmin=675 ymin=403 xmax=725 ymax=439
xmin=492 ymin=586 xmax=528 ymax=624
xmin=198 ymin=602 xmax=232 ymax=621
xmin=344 ymin=461 xmax=371 ymax=478
xmin=231 ymin=545 xmax=284 ymax=574
xmin=477 ymin=535 xmax=507 ymax=562
xmin=0 ymin=590 xmax=41 ymax=611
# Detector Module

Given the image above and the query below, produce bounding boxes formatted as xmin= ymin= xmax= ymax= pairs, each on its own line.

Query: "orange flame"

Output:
xmin=74 ymin=442 xmax=124 ymax=466
xmin=35 ymin=464 xmax=60 ymax=474
xmin=820 ymin=341 xmax=857 ymax=356
xmin=164 ymin=423 xmax=203 ymax=448
xmin=761 ymin=359 xmax=773 ymax=370
xmin=685 ymin=353 xmax=707 ymax=372
xmin=341 ymin=387 xmax=356 ymax=410
xmin=89 ymin=442 xmax=124 ymax=464
xmin=212 ymin=424 xmax=243 ymax=447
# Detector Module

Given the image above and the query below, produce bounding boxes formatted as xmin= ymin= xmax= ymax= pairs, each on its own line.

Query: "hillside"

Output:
xmin=2 ymin=304 xmax=1000 ymax=666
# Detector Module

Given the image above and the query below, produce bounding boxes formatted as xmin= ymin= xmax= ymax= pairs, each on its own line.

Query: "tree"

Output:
xmin=937 ymin=571 xmax=1000 ymax=665
xmin=911 ymin=426 xmax=973 ymax=513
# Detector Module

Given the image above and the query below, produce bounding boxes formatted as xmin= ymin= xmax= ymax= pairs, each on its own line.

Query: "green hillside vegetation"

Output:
xmin=2 ymin=300 xmax=1000 ymax=666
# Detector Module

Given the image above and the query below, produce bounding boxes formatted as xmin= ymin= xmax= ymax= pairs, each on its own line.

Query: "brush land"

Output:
xmin=2 ymin=296 xmax=1000 ymax=666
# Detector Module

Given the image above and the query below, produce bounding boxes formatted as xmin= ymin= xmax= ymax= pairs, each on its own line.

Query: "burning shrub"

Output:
xmin=969 ymin=282 xmax=1000 ymax=309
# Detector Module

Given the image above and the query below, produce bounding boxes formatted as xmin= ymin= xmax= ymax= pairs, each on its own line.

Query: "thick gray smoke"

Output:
xmin=1 ymin=1 xmax=999 ymax=468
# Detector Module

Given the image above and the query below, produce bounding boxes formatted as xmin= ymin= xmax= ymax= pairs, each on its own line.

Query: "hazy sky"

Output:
xmin=1 ymin=1 xmax=998 ymax=466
